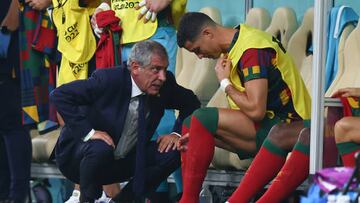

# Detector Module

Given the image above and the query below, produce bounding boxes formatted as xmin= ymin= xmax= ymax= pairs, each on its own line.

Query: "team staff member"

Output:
xmin=91 ymin=1 xmax=187 ymax=201
xmin=50 ymin=40 xmax=200 ymax=202
xmin=0 ymin=0 xmax=32 ymax=202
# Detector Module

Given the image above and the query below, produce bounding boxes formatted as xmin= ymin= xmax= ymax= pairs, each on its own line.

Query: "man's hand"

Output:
xmin=90 ymin=8 xmax=102 ymax=30
xmin=157 ymin=133 xmax=179 ymax=153
xmin=332 ymin=87 xmax=360 ymax=98
xmin=90 ymin=3 xmax=110 ymax=37
xmin=176 ymin=133 xmax=189 ymax=152
xmin=90 ymin=130 xmax=115 ymax=149
xmin=25 ymin=0 xmax=52 ymax=11
xmin=215 ymin=54 xmax=232 ymax=82
xmin=136 ymin=0 xmax=171 ymax=23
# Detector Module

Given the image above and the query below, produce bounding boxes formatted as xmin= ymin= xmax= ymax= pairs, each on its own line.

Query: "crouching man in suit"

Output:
xmin=50 ymin=40 xmax=200 ymax=203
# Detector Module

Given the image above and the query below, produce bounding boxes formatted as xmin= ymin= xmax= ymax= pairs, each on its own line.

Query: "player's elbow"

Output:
xmin=247 ymin=108 xmax=266 ymax=122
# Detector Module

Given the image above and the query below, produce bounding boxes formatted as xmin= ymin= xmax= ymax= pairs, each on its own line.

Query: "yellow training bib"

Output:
xmin=170 ymin=0 xmax=187 ymax=28
xmin=52 ymin=0 xmax=96 ymax=63
xmin=57 ymin=57 xmax=88 ymax=87
xmin=227 ymin=24 xmax=311 ymax=120
xmin=112 ymin=0 xmax=157 ymax=44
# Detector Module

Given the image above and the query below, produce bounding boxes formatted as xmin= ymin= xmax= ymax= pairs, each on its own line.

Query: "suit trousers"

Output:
xmin=0 ymin=79 xmax=32 ymax=202
xmin=56 ymin=140 xmax=180 ymax=201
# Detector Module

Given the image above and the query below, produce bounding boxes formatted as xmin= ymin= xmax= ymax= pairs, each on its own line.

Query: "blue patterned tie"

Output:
xmin=133 ymin=95 xmax=146 ymax=196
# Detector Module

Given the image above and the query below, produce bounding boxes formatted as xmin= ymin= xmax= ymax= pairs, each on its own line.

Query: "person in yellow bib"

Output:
xmin=176 ymin=12 xmax=312 ymax=203
xmin=51 ymin=0 xmax=99 ymax=86
xmin=91 ymin=0 xmax=186 ymax=74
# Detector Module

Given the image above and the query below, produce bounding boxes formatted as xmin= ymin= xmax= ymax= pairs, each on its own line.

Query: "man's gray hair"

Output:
xmin=127 ymin=40 xmax=168 ymax=70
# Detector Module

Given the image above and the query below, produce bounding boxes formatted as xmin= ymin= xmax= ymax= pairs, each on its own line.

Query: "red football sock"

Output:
xmin=227 ymin=139 xmax=287 ymax=203
xmin=180 ymin=116 xmax=215 ymax=203
xmin=342 ymin=152 xmax=359 ymax=167
xmin=181 ymin=123 xmax=190 ymax=181
xmin=256 ymin=143 xmax=309 ymax=203
xmin=337 ymin=141 xmax=360 ymax=167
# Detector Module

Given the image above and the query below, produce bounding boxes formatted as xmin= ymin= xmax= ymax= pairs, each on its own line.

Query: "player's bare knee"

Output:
xmin=297 ymin=128 xmax=310 ymax=145
xmin=334 ymin=117 xmax=352 ymax=143
xmin=267 ymin=123 xmax=303 ymax=149
xmin=267 ymin=124 xmax=288 ymax=145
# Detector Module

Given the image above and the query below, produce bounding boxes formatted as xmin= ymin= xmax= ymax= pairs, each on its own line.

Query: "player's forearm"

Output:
xmin=225 ymin=86 xmax=266 ymax=121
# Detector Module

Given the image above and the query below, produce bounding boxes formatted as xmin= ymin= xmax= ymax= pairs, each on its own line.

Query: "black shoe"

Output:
xmin=111 ymin=184 xmax=136 ymax=203
xmin=111 ymin=195 xmax=137 ymax=203
xmin=110 ymin=200 xmax=135 ymax=203
xmin=79 ymin=195 xmax=95 ymax=203
xmin=146 ymin=192 xmax=171 ymax=203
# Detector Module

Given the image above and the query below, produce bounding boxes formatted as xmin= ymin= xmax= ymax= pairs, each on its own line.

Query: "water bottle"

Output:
xmin=199 ymin=184 xmax=213 ymax=203
xmin=327 ymin=194 xmax=336 ymax=203
xmin=336 ymin=194 xmax=350 ymax=203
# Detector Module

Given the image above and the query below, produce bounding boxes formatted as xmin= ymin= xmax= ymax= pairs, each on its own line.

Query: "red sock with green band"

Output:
xmin=228 ymin=139 xmax=288 ymax=203
xmin=180 ymin=108 xmax=218 ymax=203
xmin=337 ymin=142 xmax=360 ymax=167
xmin=257 ymin=141 xmax=309 ymax=203
xmin=180 ymin=117 xmax=191 ymax=182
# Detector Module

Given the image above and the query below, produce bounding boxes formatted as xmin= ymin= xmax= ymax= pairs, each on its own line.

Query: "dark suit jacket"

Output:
xmin=50 ymin=67 xmax=200 ymax=164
